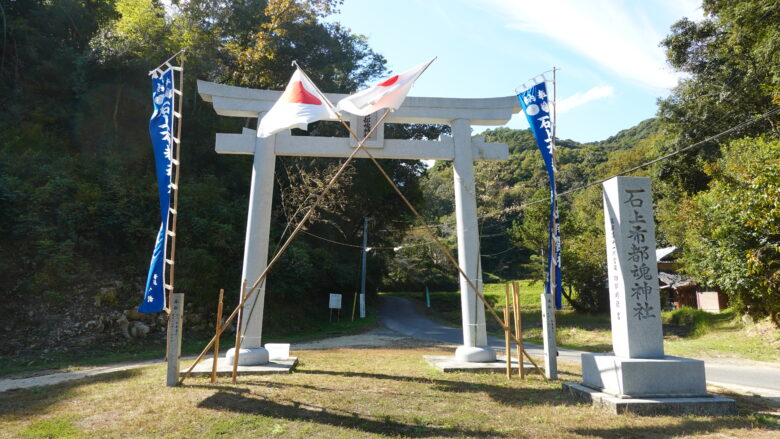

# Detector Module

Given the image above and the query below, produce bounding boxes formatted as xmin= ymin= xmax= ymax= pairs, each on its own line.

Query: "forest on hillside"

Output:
xmin=0 ymin=0 xmax=778 ymax=359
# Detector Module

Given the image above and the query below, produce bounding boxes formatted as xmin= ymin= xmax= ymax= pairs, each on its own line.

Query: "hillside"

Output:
xmin=383 ymin=118 xmax=662 ymax=292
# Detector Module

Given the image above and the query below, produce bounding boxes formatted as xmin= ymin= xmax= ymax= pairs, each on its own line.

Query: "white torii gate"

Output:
xmin=197 ymin=80 xmax=521 ymax=364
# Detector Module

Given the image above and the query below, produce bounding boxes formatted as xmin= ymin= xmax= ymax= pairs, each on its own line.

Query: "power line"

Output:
xmin=554 ymin=106 xmax=780 ymax=200
xmin=286 ymin=106 xmax=780 ymax=254
xmin=469 ymin=106 xmax=780 ymax=219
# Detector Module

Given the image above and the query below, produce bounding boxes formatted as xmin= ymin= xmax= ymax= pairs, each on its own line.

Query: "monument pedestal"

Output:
xmin=563 ymin=382 xmax=737 ymax=415
xmin=455 ymin=345 xmax=496 ymax=363
xmin=563 ymin=177 xmax=735 ymax=415
xmin=225 ymin=347 xmax=269 ymax=366
xmin=569 ymin=353 xmax=735 ymax=415
xmin=581 ymin=353 xmax=706 ymax=398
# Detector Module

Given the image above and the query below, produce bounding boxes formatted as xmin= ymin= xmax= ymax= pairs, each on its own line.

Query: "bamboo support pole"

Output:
xmin=165 ymin=54 xmax=185 ymax=313
xmin=211 ymin=288 xmax=224 ymax=383
xmin=512 ymin=281 xmax=524 ymax=379
xmin=178 ymin=111 xmax=391 ymax=385
xmin=231 ymin=280 xmax=247 ymax=383
xmin=351 ymin=292 xmax=357 ymax=321
xmin=162 ymin=53 xmax=185 ymax=366
xmin=503 ymin=283 xmax=511 ymax=379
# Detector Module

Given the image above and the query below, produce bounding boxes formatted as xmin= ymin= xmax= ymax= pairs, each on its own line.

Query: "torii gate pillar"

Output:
xmin=225 ymin=132 xmax=276 ymax=365
xmin=452 ymin=118 xmax=492 ymax=361
xmin=199 ymin=80 xmax=519 ymax=365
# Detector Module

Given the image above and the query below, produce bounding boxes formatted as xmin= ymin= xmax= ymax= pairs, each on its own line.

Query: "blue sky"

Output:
xmin=327 ymin=0 xmax=704 ymax=142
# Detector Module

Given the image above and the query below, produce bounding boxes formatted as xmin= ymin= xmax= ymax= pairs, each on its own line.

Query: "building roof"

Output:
xmin=656 ymin=246 xmax=678 ymax=262
xmin=658 ymin=271 xmax=697 ymax=289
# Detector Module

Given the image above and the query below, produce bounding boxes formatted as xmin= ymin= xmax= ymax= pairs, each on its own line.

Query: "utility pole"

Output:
xmin=359 ymin=216 xmax=369 ymax=318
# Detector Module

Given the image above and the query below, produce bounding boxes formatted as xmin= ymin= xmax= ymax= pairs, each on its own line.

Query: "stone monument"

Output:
xmin=564 ymin=176 xmax=735 ymax=415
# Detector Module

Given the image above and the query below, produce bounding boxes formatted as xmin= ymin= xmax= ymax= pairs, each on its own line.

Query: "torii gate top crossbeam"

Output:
xmin=197 ymin=80 xmax=521 ymax=126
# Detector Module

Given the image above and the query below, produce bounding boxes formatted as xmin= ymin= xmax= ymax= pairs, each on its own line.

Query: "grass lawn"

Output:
xmin=385 ymin=282 xmax=780 ymax=363
xmin=1 ymin=344 xmax=777 ymax=438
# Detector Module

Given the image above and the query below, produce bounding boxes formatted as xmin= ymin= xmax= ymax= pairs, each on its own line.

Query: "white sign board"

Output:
xmin=541 ymin=293 xmax=558 ymax=379
xmin=166 ymin=293 xmax=184 ymax=386
xmin=329 ymin=293 xmax=342 ymax=310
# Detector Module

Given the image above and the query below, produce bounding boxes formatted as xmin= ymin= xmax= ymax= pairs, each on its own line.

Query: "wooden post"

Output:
xmin=512 ymin=281 xmax=524 ymax=379
xmin=211 ymin=289 xmax=224 ymax=383
xmin=165 ymin=293 xmax=184 ymax=386
xmin=232 ymin=280 xmax=247 ymax=384
xmin=504 ymin=283 xmax=511 ymax=379
xmin=351 ymin=292 xmax=357 ymax=321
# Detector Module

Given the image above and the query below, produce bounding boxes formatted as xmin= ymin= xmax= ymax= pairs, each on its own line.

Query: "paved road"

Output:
xmin=378 ymin=295 xmax=780 ymax=400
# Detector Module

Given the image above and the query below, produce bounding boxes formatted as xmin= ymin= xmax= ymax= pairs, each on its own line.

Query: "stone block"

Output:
xmin=181 ymin=356 xmax=297 ymax=377
xmin=563 ymin=382 xmax=736 ymax=416
xmin=226 ymin=347 xmax=269 ymax=366
xmin=454 ymin=345 xmax=496 ymax=362
xmin=424 ymin=355 xmax=536 ymax=374
xmin=582 ymin=353 xmax=707 ymax=398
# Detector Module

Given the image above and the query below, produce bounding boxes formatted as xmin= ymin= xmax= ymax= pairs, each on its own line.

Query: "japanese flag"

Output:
xmin=258 ymin=68 xmax=337 ymax=138
xmin=336 ymin=58 xmax=436 ymax=116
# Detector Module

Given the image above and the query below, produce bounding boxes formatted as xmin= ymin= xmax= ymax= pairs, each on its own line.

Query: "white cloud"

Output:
xmin=557 ymin=85 xmax=614 ymax=113
xmin=478 ymin=0 xmax=701 ymax=90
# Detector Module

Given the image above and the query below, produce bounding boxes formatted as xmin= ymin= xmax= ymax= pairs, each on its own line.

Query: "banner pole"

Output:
xmin=166 ymin=53 xmax=185 ymax=311
xmin=551 ymin=66 xmax=559 ymax=309
xmin=164 ymin=52 xmax=185 ymax=383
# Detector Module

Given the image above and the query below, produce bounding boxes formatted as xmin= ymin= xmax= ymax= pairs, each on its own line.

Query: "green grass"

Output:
xmin=385 ymin=282 xmax=780 ymax=362
xmin=0 ymin=344 xmax=777 ymax=438
xmin=662 ymin=307 xmax=780 ymax=362
xmin=663 ymin=307 xmax=736 ymax=338
xmin=19 ymin=416 xmax=83 ymax=439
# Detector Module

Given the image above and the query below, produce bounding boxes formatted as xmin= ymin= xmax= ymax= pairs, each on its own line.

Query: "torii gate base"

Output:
xmin=198 ymin=80 xmax=521 ymax=365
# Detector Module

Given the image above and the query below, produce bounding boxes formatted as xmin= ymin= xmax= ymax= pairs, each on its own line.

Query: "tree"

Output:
xmin=0 ymin=0 xmax=408 ymax=348
xmin=656 ymin=0 xmax=780 ymax=194
xmin=652 ymin=0 xmax=780 ymax=326
xmin=676 ymin=137 xmax=780 ymax=324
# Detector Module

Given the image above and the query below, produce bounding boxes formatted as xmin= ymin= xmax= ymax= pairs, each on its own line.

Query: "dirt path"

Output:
xmin=0 ymin=326 xmax=425 ymax=393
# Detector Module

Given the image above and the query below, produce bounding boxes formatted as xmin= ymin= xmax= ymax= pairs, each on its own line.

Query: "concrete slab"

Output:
xmin=180 ymin=356 xmax=297 ymax=377
xmin=563 ymin=382 xmax=737 ymax=416
xmin=424 ymin=355 xmax=537 ymax=374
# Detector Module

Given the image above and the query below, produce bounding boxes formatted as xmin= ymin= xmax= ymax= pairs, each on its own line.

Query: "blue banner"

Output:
xmin=139 ymin=69 xmax=174 ymax=313
xmin=517 ymin=82 xmax=562 ymax=309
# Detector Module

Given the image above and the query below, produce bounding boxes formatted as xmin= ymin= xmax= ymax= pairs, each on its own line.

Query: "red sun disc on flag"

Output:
xmin=377 ymin=75 xmax=399 ymax=87
xmin=280 ymin=81 xmax=322 ymax=105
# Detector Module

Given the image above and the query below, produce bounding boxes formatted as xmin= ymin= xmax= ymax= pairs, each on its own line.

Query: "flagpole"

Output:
xmin=545 ymin=66 xmax=560 ymax=380
xmin=166 ymin=52 xmax=185 ymax=313
xmin=551 ymin=66 xmax=558 ymax=304
xmin=161 ymin=50 xmax=185 ymax=386
xmin=149 ymin=48 xmax=186 ymax=77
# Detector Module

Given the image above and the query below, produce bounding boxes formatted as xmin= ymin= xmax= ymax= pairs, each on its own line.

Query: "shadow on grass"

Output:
xmin=290 ymin=369 xmax=578 ymax=409
xmin=197 ymin=387 xmax=505 ymax=438
xmin=0 ymin=369 xmax=142 ymax=418
xmin=571 ymin=389 xmax=780 ymax=438
xmin=571 ymin=416 xmax=778 ymax=439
